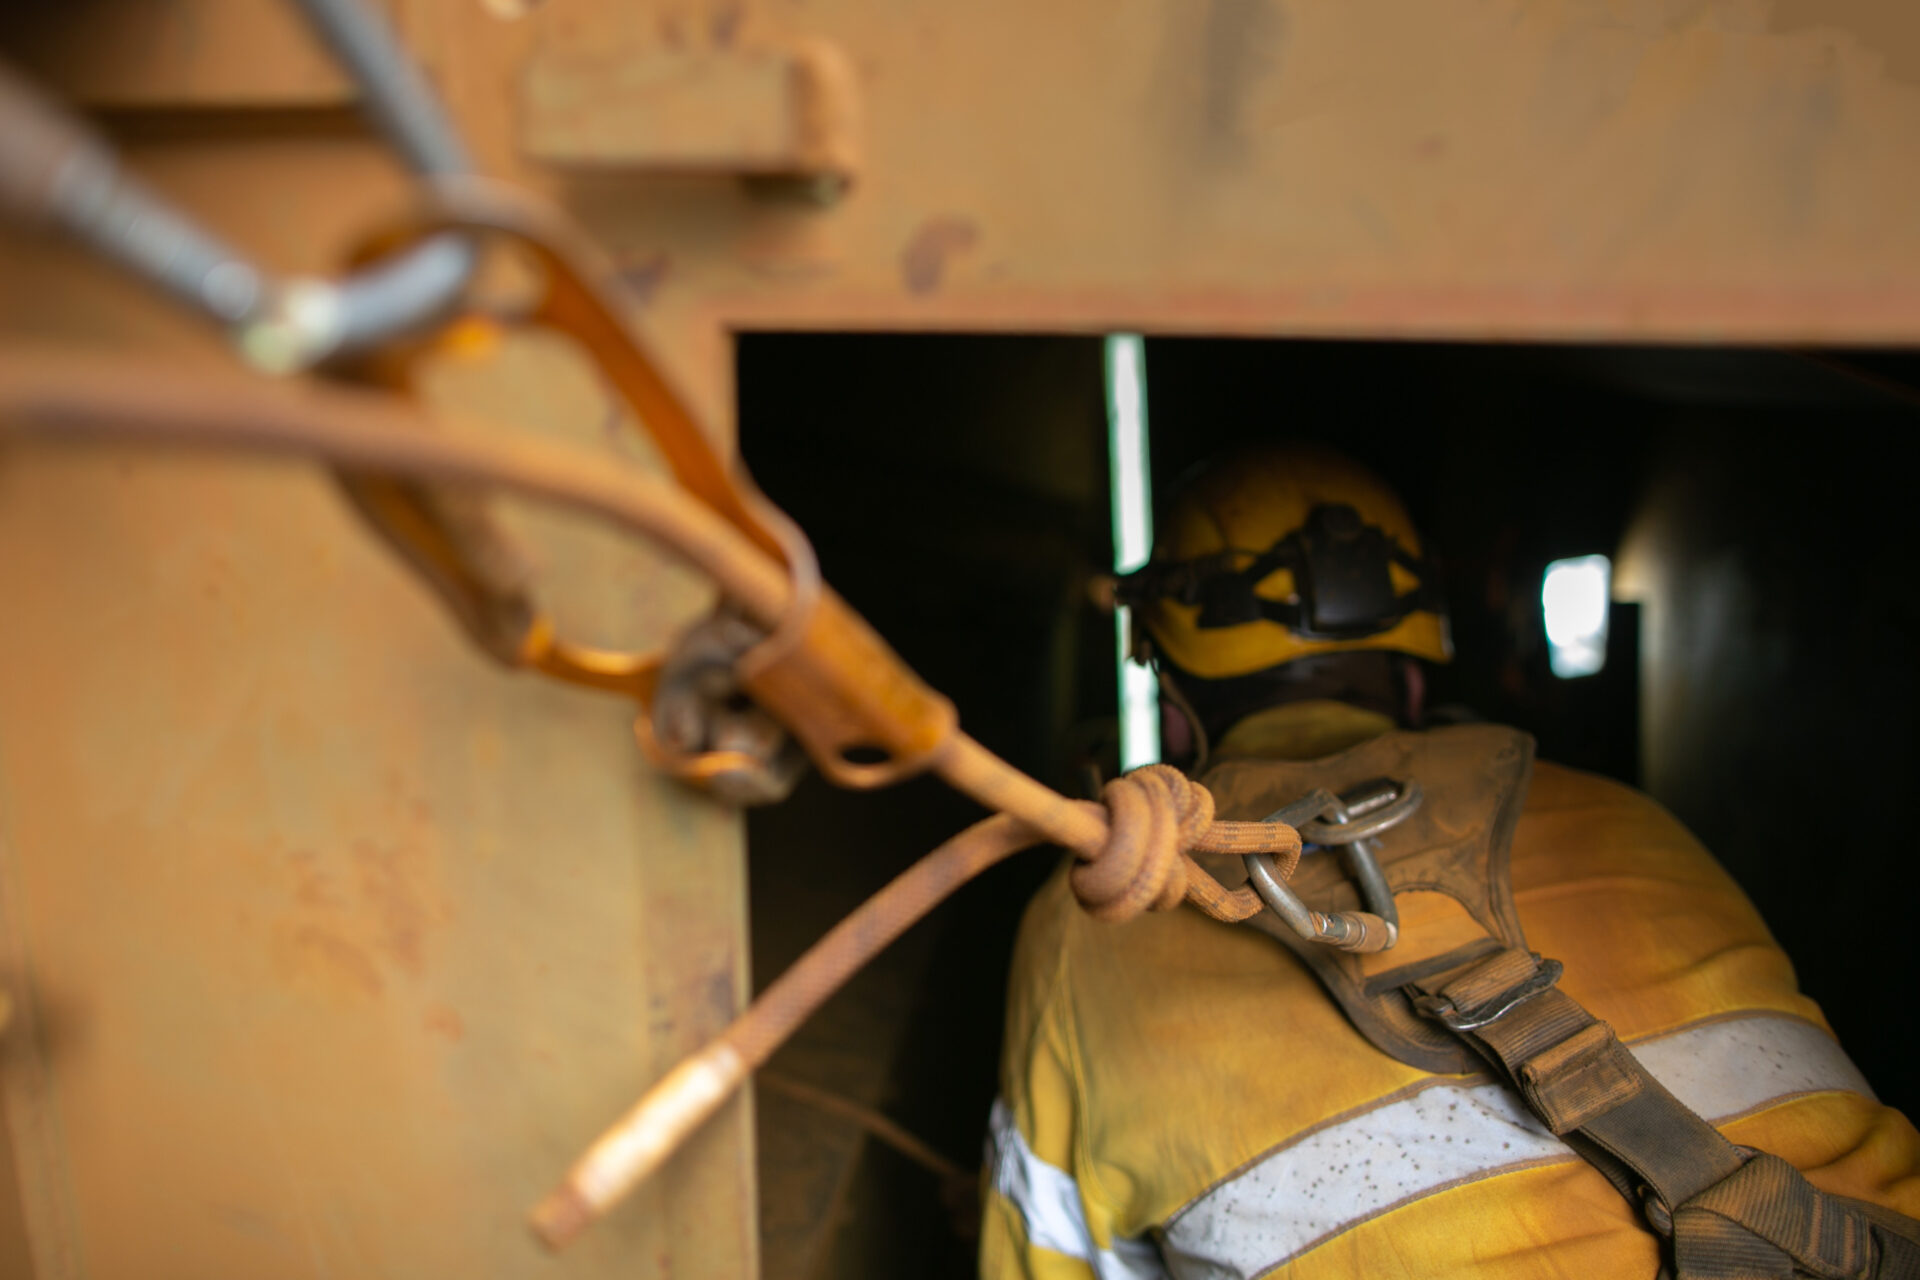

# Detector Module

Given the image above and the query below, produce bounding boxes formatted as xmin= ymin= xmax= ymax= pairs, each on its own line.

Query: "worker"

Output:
xmin=980 ymin=442 xmax=1920 ymax=1279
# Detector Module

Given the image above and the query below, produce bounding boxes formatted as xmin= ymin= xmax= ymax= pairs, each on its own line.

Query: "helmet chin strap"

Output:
xmin=1156 ymin=667 xmax=1212 ymax=775
xmin=1401 ymin=655 xmax=1426 ymax=728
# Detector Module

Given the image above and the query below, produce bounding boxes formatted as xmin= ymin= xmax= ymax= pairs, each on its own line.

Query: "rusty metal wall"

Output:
xmin=4 ymin=0 xmax=1920 ymax=1276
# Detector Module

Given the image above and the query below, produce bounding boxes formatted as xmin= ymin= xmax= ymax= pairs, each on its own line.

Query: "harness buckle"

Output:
xmin=1414 ymin=958 xmax=1565 ymax=1033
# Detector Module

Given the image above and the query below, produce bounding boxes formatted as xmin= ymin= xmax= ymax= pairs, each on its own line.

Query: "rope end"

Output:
xmin=528 ymin=1040 xmax=749 ymax=1248
xmin=529 ymin=1185 xmax=595 ymax=1252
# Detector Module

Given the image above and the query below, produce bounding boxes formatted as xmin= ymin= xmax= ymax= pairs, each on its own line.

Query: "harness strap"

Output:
xmin=1413 ymin=949 xmax=1920 ymax=1279
xmin=1671 ymin=1152 xmax=1920 ymax=1279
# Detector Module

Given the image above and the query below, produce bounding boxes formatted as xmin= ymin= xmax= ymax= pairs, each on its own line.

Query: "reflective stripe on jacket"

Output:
xmin=980 ymin=702 xmax=1920 ymax=1279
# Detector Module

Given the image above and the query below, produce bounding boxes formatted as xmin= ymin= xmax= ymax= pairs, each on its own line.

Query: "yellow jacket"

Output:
xmin=982 ymin=702 xmax=1920 ymax=1279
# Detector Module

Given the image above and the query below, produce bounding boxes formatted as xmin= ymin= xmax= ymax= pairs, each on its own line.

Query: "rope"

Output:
xmin=0 ymin=349 xmax=1306 ymax=1246
xmin=1072 ymin=765 xmax=1200 ymax=920
xmin=756 ymin=1070 xmax=974 ymax=1188
xmin=1067 ymin=763 xmax=1299 ymax=922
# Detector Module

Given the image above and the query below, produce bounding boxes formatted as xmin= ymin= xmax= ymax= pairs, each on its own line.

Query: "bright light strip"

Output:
xmin=1107 ymin=334 xmax=1160 ymax=771
xmin=1542 ymin=554 xmax=1611 ymax=678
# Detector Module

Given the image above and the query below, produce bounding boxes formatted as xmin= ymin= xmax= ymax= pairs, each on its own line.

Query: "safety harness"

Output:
xmin=1202 ymin=727 xmax=1920 ymax=1280
xmin=1421 ymin=948 xmax=1920 ymax=1279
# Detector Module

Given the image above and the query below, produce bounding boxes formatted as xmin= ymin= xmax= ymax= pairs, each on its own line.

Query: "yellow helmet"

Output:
xmin=1119 ymin=443 xmax=1452 ymax=680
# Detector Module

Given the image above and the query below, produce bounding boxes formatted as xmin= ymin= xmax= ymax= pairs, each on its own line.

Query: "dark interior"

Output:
xmin=736 ymin=334 xmax=1920 ymax=1278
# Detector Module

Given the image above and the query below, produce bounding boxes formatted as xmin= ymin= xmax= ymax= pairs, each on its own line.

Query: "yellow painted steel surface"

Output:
xmin=3 ymin=0 xmax=1920 ymax=1276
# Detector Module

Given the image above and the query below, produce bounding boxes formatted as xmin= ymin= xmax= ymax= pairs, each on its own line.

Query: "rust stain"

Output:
xmin=352 ymin=838 xmax=430 ymax=977
xmin=274 ymin=823 xmax=447 ymax=1000
xmin=423 ymin=1003 xmax=465 ymax=1043
xmin=290 ymin=927 xmax=384 ymax=997
xmin=1200 ymin=0 xmax=1283 ymax=160
xmin=289 ymin=850 xmax=340 ymax=910
xmin=710 ymin=3 xmax=744 ymax=48
xmin=899 ymin=217 xmax=980 ymax=295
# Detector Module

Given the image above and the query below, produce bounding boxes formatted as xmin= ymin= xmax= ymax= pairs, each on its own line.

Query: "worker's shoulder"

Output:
xmin=1003 ymin=734 xmax=1730 ymax=1003
xmin=1524 ymin=753 xmax=1673 ymax=815
xmin=1509 ymin=755 xmax=1754 ymax=906
xmin=1519 ymin=754 xmax=1705 ymax=847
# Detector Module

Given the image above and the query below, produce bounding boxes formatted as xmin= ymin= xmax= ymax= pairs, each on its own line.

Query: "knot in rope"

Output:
xmin=1070 ymin=764 xmax=1213 ymax=922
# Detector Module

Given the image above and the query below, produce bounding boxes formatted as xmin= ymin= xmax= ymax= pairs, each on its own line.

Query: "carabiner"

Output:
xmin=1243 ymin=778 xmax=1422 ymax=953
xmin=322 ymin=179 xmax=956 ymax=798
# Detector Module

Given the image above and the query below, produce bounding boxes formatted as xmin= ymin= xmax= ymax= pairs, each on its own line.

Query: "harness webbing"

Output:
xmin=1412 ymin=949 xmax=1920 ymax=1279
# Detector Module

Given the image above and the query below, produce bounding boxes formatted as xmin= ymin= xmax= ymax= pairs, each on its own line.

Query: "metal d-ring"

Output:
xmin=1301 ymin=778 xmax=1422 ymax=932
